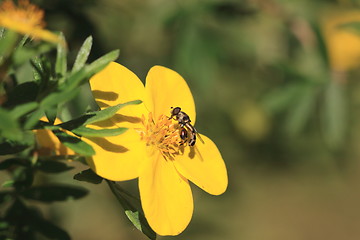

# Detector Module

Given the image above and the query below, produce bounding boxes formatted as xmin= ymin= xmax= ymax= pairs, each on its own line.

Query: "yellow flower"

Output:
xmin=0 ymin=0 xmax=62 ymax=44
xmin=85 ymin=62 xmax=228 ymax=236
xmin=322 ymin=9 xmax=360 ymax=71
xmin=35 ymin=117 xmax=75 ymax=156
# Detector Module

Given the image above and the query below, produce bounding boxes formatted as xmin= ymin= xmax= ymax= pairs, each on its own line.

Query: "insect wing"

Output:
xmin=196 ymin=132 xmax=205 ymax=144
xmin=191 ymin=125 xmax=205 ymax=144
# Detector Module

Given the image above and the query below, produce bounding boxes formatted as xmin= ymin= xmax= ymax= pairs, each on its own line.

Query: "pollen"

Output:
xmin=0 ymin=0 xmax=45 ymax=29
xmin=139 ymin=112 xmax=183 ymax=160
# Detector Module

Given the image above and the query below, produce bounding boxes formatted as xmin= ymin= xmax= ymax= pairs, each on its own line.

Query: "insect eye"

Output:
xmin=172 ymin=107 xmax=181 ymax=115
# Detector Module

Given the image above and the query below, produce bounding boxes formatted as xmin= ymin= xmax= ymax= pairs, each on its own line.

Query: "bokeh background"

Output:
xmin=18 ymin=0 xmax=360 ymax=239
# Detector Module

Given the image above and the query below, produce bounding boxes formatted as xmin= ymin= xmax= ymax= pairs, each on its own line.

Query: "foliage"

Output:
xmin=0 ymin=30 xmax=154 ymax=239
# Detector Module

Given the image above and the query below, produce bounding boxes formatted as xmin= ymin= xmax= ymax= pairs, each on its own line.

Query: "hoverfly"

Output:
xmin=169 ymin=107 xmax=203 ymax=146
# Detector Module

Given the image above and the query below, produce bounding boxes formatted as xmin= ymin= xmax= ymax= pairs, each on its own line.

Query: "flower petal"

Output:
xmin=89 ymin=62 xmax=148 ymax=128
xmin=145 ymin=66 xmax=196 ymax=124
xmin=35 ymin=129 xmax=74 ymax=155
xmin=35 ymin=117 xmax=75 ymax=155
xmin=139 ymin=149 xmax=193 ymax=236
xmin=84 ymin=125 xmax=146 ymax=181
xmin=174 ymin=134 xmax=228 ymax=195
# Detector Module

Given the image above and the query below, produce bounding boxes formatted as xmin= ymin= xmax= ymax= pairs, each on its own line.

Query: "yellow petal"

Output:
xmin=145 ymin=66 xmax=196 ymax=124
xmin=35 ymin=117 xmax=75 ymax=155
xmin=174 ymin=134 xmax=228 ymax=195
xmin=139 ymin=149 xmax=193 ymax=236
xmin=89 ymin=62 xmax=148 ymax=128
xmin=322 ymin=10 xmax=360 ymax=71
xmin=84 ymin=126 xmax=146 ymax=181
xmin=35 ymin=129 xmax=74 ymax=155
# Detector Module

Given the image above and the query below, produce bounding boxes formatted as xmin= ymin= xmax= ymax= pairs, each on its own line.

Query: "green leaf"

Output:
xmin=72 ymin=126 xmax=127 ymax=137
xmin=73 ymin=168 xmax=103 ymax=184
xmin=2 ymin=180 xmax=15 ymax=188
xmin=72 ymin=36 xmax=93 ymax=73
xmin=12 ymin=42 xmax=54 ymax=67
xmin=0 ymin=108 xmax=22 ymax=141
xmin=21 ymin=184 xmax=88 ymax=202
xmin=45 ymin=105 xmax=58 ymax=124
xmin=6 ymin=199 xmax=71 ymax=240
xmin=53 ymin=130 xmax=95 ymax=156
xmin=285 ymin=85 xmax=318 ymax=136
xmin=84 ymin=100 xmax=141 ymax=125
xmin=12 ymin=167 xmax=34 ymax=189
xmin=10 ymin=102 xmax=38 ymax=119
xmin=0 ymin=140 xmax=29 ymax=155
xmin=0 ymin=30 xmax=18 ymax=59
xmin=311 ymin=22 xmax=329 ymax=69
xmin=23 ymin=108 xmax=44 ymax=130
xmin=262 ymin=83 xmax=302 ymax=114
xmin=0 ymin=158 xmax=28 ymax=170
xmin=58 ymin=100 xmax=142 ymax=130
xmin=64 ymin=49 xmax=119 ymax=91
xmin=107 ymin=181 xmax=156 ymax=240
xmin=2 ymin=81 xmax=39 ymax=108
xmin=338 ymin=21 xmax=360 ymax=34
xmin=55 ymin=33 xmax=67 ymax=80
xmin=0 ymin=191 xmax=12 ymax=204
xmin=35 ymin=160 xmax=74 ymax=173
xmin=31 ymin=215 xmax=71 ymax=240
xmin=40 ymin=88 xmax=80 ymax=108
xmin=85 ymin=49 xmax=119 ymax=76
xmin=322 ymin=80 xmax=347 ymax=149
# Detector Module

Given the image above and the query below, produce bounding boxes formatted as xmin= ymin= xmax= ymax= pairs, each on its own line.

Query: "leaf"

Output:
xmin=12 ymin=167 xmax=34 ymax=189
xmin=64 ymin=49 xmax=119 ymax=91
xmin=5 ymin=199 xmax=71 ymax=240
xmin=58 ymin=100 xmax=142 ymax=130
xmin=55 ymin=33 xmax=67 ymax=80
xmin=2 ymin=180 xmax=15 ymax=188
xmin=85 ymin=49 xmax=119 ymax=76
xmin=322 ymin=80 xmax=347 ymax=149
xmin=12 ymin=42 xmax=54 ymax=67
xmin=0 ymin=140 xmax=29 ymax=155
xmin=73 ymin=168 xmax=103 ymax=184
xmin=31 ymin=215 xmax=71 ymax=240
xmin=21 ymin=184 xmax=88 ymax=202
xmin=338 ymin=21 xmax=360 ymax=34
xmin=40 ymin=88 xmax=80 ymax=108
xmin=53 ymin=130 xmax=95 ymax=156
xmin=72 ymin=126 xmax=127 ymax=137
xmin=0 ymin=191 xmax=12 ymax=204
xmin=0 ymin=158 xmax=28 ymax=170
xmin=0 ymin=30 xmax=18 ymax=59
xmin=2 ymin=82 xmax=39 ymax=108
xmin=285 ymin=85 xmax=318 ymax=136
xmin=261 ymin=83 xmax=302 ymax=114
xmin=72 ymin=36 xmax=93 ymax=73
xmin=106 ymin=181 xmax=156 ymax=240
xmin=311 ymin=22 xmax=329 ymax=69
xmin=23 ymin=108 xmax=44 ymax=130
xmin=10 ymin=102 xmax=38 ymax=119
xmin=83 ymin=100 xmax=142 ymax=125
xmin=35 ymin=160 xmax=74 ymax=173
xmin=45 ymin=105 xmax=58 ymax=124
xmin=0 ymin=108 xmax=22 ymax=141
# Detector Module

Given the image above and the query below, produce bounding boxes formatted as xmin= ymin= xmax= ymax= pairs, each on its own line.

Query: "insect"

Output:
xmin=169 ymin=107 xmax=203 ymax=146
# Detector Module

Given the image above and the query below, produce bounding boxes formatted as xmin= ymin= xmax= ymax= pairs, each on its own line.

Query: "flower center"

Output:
xmin=139 ymin=112 xmax=183 ymax=160
xmin=0 ymin=0 xmax=45 ymax=28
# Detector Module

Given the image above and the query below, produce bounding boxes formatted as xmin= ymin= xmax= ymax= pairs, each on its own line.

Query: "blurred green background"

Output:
xmin=14 ymin=0 xmax=360 ymax=239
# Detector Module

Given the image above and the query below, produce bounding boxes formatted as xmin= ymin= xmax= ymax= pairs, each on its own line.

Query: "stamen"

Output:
xmin=139 ymin=113 xmax=183 ymax=160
